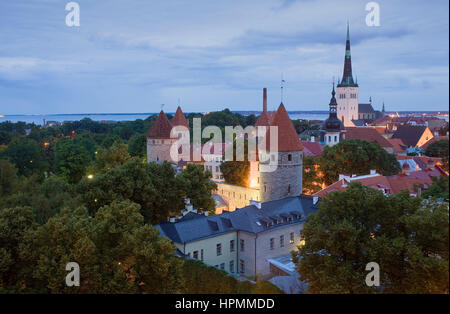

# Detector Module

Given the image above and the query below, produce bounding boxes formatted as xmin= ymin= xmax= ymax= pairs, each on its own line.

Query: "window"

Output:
xmin=201 ymin=249 xmax=204 ymax=261
xmin=215 ymin=265 xmax=219 ymax=268
xmin=270 ymin=238 xmax=275 ymax=250
xmin=217 ymin=243 xmax=222 ymax=256
xmin=230 ymin=261 xmax=234 ymax=273
xmin=288 ymin=154 xmax=292 ymax=161
xmin=328 ymin=136 xmax=331 ymax=142
xmin=334 ymin=135 xmax=338 ymax=142
xmin=216 ymin=166 xmax=219 ymax=172
xmin=240 ymin=259 xmax=245 ymax=274
xmin=280 ymin=235 xmax=284 ymax=247
xmin=220 ymin=263 xmax=225 ymax=270
xmin=187 ymin=252 xmax=191 ymax=258
xmin=193 ymin=251 xmax=199 ymax=259
xmin=240 ymin=239 xmax=245 ymax=252
xmin=290 ymin=232 xmax=294 ymax=244
xmin=230 ymin=240 xmax=235 ymax=252
xmin=264 ymin=185 xmax=267 ymax=193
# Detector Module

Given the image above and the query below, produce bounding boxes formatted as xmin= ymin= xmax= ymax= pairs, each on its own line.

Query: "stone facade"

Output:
xmin=215 ymin=182 xmax=260 ymax=211
xmin=259 ymin=151 xmax=303 ymax=203
xmin=146 ymin=138 xmax=177 ymax=163
xmin=337 ymin=85 xmax=359 ymax=126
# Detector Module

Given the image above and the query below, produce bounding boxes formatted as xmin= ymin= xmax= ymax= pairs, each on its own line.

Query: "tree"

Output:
xmin=78 ymin=158 xmax=184 ymax=224
xmin=0 ymin=160 xmax=18 ymax=197
xmin=424 ymin=139 xmax=449 ymax=171
xmin=54 ymin=138 xmax=90 ymax=183
xmin=93 ymin=140 xmax=130 ymax=173
xmin=0 ymin=131 xmax=12 ymax=145
xmin=0 ymin=138 xmax=48 ymax=177
xmin=302 ymin=156 xmax=323 ymax=195
xmin=128 ymin=133 xmax=147 ymax=158
xmin=220 ymin=139 xmax=250 ymax=187
xmin=178 ymin=164 xmax=217 ymax=214
xmin=319 ymin=139 xmax=401 ymax=185
xmin=0 ymin=206 xmax=37 ymax=292
xmin=295 ymin=182 xmax=449 ymax=294
xmin=420 ymin=176 xmax=449 ymax=200
xmin=26 ymin=200 xmax=184 ymax=293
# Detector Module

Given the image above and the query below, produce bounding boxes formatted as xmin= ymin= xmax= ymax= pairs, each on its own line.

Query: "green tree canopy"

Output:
xmin=178 ymin=164 xmax=217 ymax=215
xmin=0 ymin=137 xmax=48 ymax=177
xmin=319 ymin=139 xmax=401 ymax=185
xmin=424 ymin=139 xmax=449 ymax=171
xmin=295 ymin=182 xmax=449 ymax=294
xmin=54 ymin=138 xmax=90 ymax=183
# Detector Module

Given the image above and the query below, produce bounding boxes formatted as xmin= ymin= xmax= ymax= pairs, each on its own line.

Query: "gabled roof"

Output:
xmin=392 ymin=125 xmax=429 ymax=147
xmin=345 ymin=127 xmax=394 ymax=149
xmin=265 ymin=103 xmax=303 ymax=152
xmin=171 ymin=106 xmax=190 ymax=130
xmin=387 ymin=138 xmax=407 ymax=153
xmin=147 ymin=111 xmax=173 ymax=139
xmin=155 ymin=196 xmax=319 ymax=244
xmin=358 ymin=103 xmax=375 ymax=113
xmin=301 ymin=141 xmax=324 ymax=157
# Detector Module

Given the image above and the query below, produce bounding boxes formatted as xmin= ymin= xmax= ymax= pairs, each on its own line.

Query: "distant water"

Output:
xmin=0 ymin=112 xmax=330 ymax=125
xmin=1 ymin=111 xmax=447 ymax=125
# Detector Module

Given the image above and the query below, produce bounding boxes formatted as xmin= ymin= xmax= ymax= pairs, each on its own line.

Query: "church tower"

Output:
xmin=259 ymin=103 xmax=303 ymax=202
xmin=323 ymin=82 xmax=345 ymax=146
xmin=336 ymin=23 xmax=359 ymax=127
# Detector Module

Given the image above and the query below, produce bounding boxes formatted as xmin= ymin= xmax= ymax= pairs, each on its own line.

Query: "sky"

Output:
xmin=0 ymin=0 xmax=448 ymax=115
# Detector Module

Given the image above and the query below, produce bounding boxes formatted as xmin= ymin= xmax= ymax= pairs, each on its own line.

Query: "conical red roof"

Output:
xmin=171 ymin=106 xmax=190 ymax=130
xmin=264 ymin=103 xmax=303 ymax=152
xmin=255 ymin=110 xmax=271 ymax=127
xmin=147 ymin=111 xmax=173 ymax=139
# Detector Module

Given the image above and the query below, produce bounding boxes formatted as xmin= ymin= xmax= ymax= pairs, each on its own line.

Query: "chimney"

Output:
xmin=204 ymin=211 xmax=209 ymax=216
xmin=263 ymin=88 xmax=267 ymax=113
xmin=311 ymin=136 xmax=315 ymax=142
xmin=250 ymin=200 xmax=261 ymax=209
xmin=169 ymin=216 xmax=176 ymax=223
xmin=313 ymin=196 xmax=319 ymax=205
xmin=370 ymin=169 xmax=377 ymax=175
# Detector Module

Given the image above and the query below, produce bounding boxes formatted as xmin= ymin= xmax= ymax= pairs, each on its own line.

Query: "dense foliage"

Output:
xmin=0 ymin=116 xmax=281 ymax=293
xmin=295 ymin=182 xmax=449 ymax=294
xmin=424 ymin=139 xmax=449 ymax=171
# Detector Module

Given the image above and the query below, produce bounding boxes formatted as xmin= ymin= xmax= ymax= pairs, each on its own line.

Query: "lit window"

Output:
xmin=290 ymin=232 xmax=294 ymax=244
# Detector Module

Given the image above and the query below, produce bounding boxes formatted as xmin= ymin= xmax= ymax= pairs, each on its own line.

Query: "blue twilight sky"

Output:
xmin=0 ymin=0 xmax=448 ymax=115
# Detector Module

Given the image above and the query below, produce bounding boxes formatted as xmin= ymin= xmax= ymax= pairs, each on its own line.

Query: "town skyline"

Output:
xmin=0 ymin=0 xmax=448 ymax=115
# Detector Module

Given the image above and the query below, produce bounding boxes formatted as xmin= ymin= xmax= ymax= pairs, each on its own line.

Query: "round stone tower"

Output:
xmin=259 ymin=103 xmax=303 ymax=203
xmin=147 ymin=110 xmax=177 ymax=163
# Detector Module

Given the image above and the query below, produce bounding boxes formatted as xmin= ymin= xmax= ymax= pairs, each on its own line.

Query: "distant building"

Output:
xmin=154 ymin=196 xmax=319 ymax=279
xmin=345 ymin=127 xmax=395 ymax=153
xmin=391 ymin=125 xmax=434 ymax=148
xmin=313 ymin=166 xmax=447 ymax=198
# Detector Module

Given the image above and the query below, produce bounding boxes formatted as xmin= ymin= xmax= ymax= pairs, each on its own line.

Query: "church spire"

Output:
xmin=338 ymin=22 xmax=358 ymax=87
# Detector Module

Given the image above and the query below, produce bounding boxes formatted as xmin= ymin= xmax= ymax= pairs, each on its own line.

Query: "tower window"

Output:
xmin=288 ymin=154 xmax=292 ymax=161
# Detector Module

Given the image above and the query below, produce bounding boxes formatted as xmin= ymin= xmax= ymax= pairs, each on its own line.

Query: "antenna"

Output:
xmin=160 ymin=104 xmax=165 ymax=111
xmin=281 ymin=74 xmax=286 ymax=103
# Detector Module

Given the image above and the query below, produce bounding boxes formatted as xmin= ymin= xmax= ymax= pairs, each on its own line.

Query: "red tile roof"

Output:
xmin=255 ymin=110 xmax=271 ymax=127
xmin=345 ymin=127 xmax=394 ymax=149
xmin=301 ymin=141 xmax=324 ymax=157
xmin=314 ymin=166 xmax=447 ymax=197
xmin=147 ymin=111 xmax=173 ymax=139
xmin=171 ymin=106 xmax=190 ymax=130
xmin=265 ymin=104 xmax=303 ymax=152
xmin=387 ymin=138 xmax=407 ymax=153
